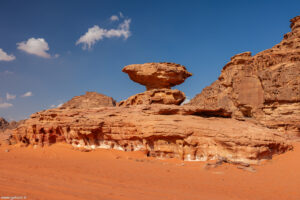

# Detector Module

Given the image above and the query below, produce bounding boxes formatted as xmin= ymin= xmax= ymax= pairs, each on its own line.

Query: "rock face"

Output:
xmin=0 ymin=117 xmax=24 ymax=145
xmin=123 ymin=62 xmax=192 ymax=90
xmin=118 ymin=89 xmax=185 ymax=106
xmin=11 ymin=105 xmax=291 ymax=164
xmin=61 ymin=92 xmax=116 ymax=109
xmin=189 ymin=16 xmax=300 ymax=137
xmin=120 ymin=62 xmax=192 ymax=106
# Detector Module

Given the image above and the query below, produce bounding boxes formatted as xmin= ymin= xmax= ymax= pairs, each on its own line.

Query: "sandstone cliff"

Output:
xmin=189 ymin=16 xmax=300 ymax=137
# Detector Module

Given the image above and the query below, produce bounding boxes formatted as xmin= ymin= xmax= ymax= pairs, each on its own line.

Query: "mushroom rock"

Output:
xmin=120 ymin=62 xmax=192 ymax=106
xmin=188 ymin=15 xmax=300 ymax=137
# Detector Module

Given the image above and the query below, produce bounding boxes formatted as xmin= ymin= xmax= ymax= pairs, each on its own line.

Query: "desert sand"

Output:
xmin=0 ymin=142 xmax=299 ymax=200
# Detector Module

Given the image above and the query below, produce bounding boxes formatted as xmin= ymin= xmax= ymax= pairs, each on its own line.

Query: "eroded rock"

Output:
xmin=118 ymin=89 xmax=186 ymax=106
xmin=122 ymin=62 xmax=192 ymax=90
xmin=189 ymin=15 xmax=300 ymax=137
xmin=11 ymin=105 xmax=291 ymax=164
xmin=61 ymin=92 xmax=116 ymax=109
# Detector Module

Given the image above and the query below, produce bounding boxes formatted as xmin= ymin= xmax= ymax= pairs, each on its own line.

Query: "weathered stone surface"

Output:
xmin=189 ymin=16 xmax=300 ymax=137
xmin=0 ymin=117 xmax=24 ymax=145
xmin=61 ymin=92 xmax=116 ymax=109
xmin=122 ymin=62 xmax=192 ymax=90
xmin=11 ymin=105 xmax=291 ymax=164
xmin=118 ymin=89 xmax=186 ymax=106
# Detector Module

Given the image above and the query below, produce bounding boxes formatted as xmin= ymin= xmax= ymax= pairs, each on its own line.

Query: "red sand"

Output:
xmin=0 ymin=143 xmax=299 ymax=200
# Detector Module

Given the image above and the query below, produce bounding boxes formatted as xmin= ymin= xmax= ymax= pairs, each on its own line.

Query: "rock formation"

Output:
xmin=0 ymin=117 xmax=24 ymax=145
xmin=8 ymin=16 xmax=299 ymax=164
xmin=119 ymin=62 xmax=192 ymax=106
xmin=11 ymin=105 xmax=291 ymax=164
xmin=189 ymin=16 xmax=300 ymax=137
xmin=123 ymin=62 xmax=192 ymax=90
xmin=61 ymin=91 xmax=116 ymax=109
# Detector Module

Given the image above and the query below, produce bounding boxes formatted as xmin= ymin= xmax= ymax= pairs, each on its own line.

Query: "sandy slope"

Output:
xmin=0 ymin=143 xmax=299 ymax=200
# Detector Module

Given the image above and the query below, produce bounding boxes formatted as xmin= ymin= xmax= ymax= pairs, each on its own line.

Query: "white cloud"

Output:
xmin=6 ymin=93 xmax=16 ymax=100
xmin=0 ymin=70 xmax=14 ymax=76
xmin=54 ymin=54 xmax=60 ymax=58
xmin=17 ymin=38 xmax=51 ymax=58
xmin=119 ymin=12 xmax=124 ymax=18
xmin=21 ymin=91 xmax=33 ymax=97
xmin=0 ymin=48 xmax=15 ymax=61
xmin=50 ymin=103 xmax=63 ymax=108
xmin=181 ymin=96 xmax=191 ymax=105
xmin=110 ymin=15 xmax=119 ymax=21
xmin=0 ymin=102 xmax=13 ymax=108
xmin=76 ymin=19 xmax=131 ymax=50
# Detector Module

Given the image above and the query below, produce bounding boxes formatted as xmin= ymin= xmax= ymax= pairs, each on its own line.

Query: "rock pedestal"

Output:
xmin=120 ymin=62 xmax=192 ymax=106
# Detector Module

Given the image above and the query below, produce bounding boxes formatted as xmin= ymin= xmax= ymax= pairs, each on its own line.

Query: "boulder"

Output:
xmin=122 ymin=62 xmax=192 ymax=90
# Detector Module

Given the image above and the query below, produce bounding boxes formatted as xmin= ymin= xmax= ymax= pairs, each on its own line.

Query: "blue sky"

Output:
xmin=0 ymin=0 xmax=299 ymax=121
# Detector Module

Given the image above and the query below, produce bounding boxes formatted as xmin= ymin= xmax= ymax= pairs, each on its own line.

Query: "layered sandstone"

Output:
xmin=11 ymin=105 xmax=291 ymax=164
xmin=189 ymin=16 xmax=300 ymax=137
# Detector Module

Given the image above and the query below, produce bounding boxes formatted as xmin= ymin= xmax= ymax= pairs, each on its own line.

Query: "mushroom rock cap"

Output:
xmin=122 ymin=62 xmax=192 ymax=90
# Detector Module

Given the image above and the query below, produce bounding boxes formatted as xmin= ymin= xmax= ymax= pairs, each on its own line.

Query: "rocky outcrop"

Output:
xmin=120 ymin=62 xmax=192 ymax=106
xmin=0 ymin=117 xmax=24 ymax=145
xmin=61 ymin=92 xmax=116 ymax=109
xmin=11 ymin=105 xmax=291 ymax=164
xmin=189 ymin=16 xmax=300 ymax=137
xmin=118 ymin=89 xmax=185 ymax=106
xmin=8 ymin=17 xmax=298 ymax=164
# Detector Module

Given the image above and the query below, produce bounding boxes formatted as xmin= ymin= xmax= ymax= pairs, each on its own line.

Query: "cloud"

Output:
xmin=0 ymin=102 xmax=13 ymax=108
xmin=0 ymin=48 xmax=15 ymax=61
xmin=181 ymin=96 xmax=191 ymax=105
xmin=21 ymin=91 xmax=33 ymax=97
xmin=50 ymin=103 xmax=63 ymax=108
xmin=110 ymin=15 xmax=119 ymax=21
xmin=119 ymin=12 xmax=124 ymax=18
xmin=76 ymin=19 xmax=131 ymax=50
xmin=17 ymin=38 xmax=51 ymax=58
xmin=0 ymin=70 xmax=14 ymax=76
xmin=6 ymin=93 xmax=16 ymax=100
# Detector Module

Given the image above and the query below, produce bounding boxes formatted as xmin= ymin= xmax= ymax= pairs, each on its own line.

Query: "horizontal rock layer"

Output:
xmin=11 ymin=105 xmax=291 ymax=164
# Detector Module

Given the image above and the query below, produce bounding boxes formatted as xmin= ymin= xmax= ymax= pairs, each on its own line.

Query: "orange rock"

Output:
xmin=189 ymin=15 xmax=300 ymax=137
xmin=122 ymin=62 xmax=192 ymax=90
xmin=61 ymin=91 xmax=116 ymax=109
xmin=118 ymin=89 xmax=186 ymax=106
xmin=11 ymin=105 xmax=291 ymax=164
